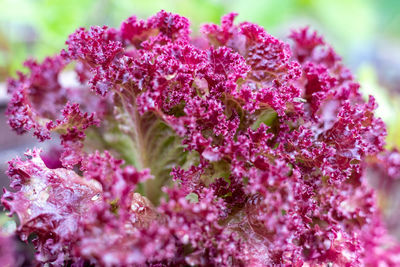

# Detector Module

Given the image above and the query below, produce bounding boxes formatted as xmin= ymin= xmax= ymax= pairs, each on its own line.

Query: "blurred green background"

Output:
xmin=0 ymin=0 xmax=400 ymax=146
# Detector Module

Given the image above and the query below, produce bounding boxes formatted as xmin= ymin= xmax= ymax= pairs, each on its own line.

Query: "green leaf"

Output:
xmin=185 ymin=193 xmax=199 ymax=204
xmin=112 ymin=98 xmax=198 ymax=205
xmin=251 ymin=108 xmax=277 ymax=130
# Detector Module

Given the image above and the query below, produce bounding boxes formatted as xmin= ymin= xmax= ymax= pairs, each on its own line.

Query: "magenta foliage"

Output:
xmin=2 ymin=10 xmax=400 ymax=266
xmin=0 ymin=233 xmax=15 ymax=267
